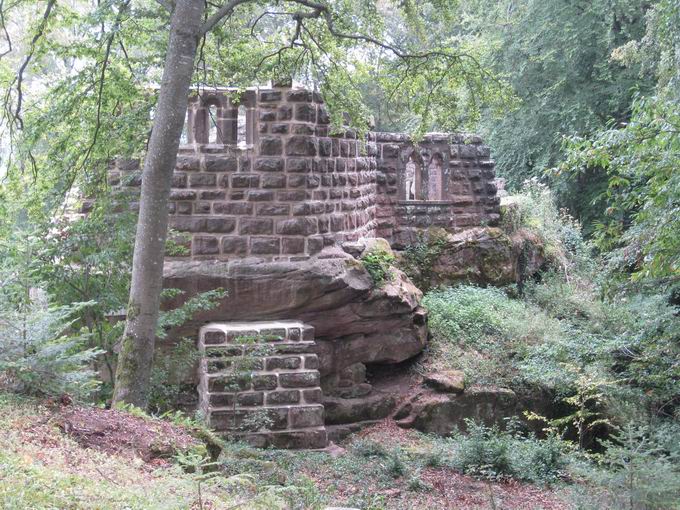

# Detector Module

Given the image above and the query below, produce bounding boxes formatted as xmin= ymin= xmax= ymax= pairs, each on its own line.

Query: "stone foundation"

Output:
xmin=198 ymin=321 xmax=328 ymax=448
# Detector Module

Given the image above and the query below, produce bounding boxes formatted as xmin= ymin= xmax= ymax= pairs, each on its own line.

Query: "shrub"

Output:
xmin=361 ymin=248 xmax=395 ymax=286
xmin=452 ymin=421 xmax=513 ymax=481
xmin=385 ymin=453 xmax=407 ymax=478
xmin=399 ymin=229 xmax=448 ymax=290
xmin=573 ymin=424 xmax=680 ymax=509
xmin=352 ymin=438 xmax=389 ymax=458
xmin=451 ymin=419 xmax=566 ymax=483
xmin=422 ymin=285 xmax=566 ymax=387
xmin=148 ymin=338 xmax=201 ymax=414
xmin=0 ymin=301 xmax=102 ymax=398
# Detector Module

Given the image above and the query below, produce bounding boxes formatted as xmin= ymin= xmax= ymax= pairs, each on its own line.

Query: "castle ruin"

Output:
xmin=111 ymin=84 xmax=500 ymax=448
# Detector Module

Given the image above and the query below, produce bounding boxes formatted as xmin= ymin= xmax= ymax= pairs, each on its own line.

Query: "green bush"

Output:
xmin=451 ymin=419 xmax=566 ymax=484
xmin=502 ymin=179 xmax=592 ymax=273
xmin=571 ymin=424 xmax=680 ymax=510
xmin=361 ymin=248 xmax=395 ymax=287
xmin=421 ymin=285 xmax=566 ymax=388
xmin=0 ymin=302 xmax=102 ymax=398
xmin=352 ymin=438 xmax=390 ymax=458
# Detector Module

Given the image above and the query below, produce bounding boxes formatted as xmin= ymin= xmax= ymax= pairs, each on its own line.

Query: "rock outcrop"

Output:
xmin=394 ymin=385 xmax=519 ymax=436
xmin=398 ymin=226 xmax=545 ymax=290
xmin=163 ymin=249 xmax=428 ymax=386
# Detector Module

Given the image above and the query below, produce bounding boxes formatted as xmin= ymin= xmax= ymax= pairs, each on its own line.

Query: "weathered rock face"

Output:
xmin=399 ymin=227 xmax=545 ymax=290
xmin=424 ymin=370 xmax=465 ymax=394
xmin=395 ymin=386 xmax=519 ymax=436
xmin=163 ymin=250 xmax=428 ymax=383
xmin=394 ymin=380 xmax=558 ymax=437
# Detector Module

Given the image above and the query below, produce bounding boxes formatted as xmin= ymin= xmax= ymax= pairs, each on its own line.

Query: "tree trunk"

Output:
xmin=112 ymin=0 xmax=204 ymax=408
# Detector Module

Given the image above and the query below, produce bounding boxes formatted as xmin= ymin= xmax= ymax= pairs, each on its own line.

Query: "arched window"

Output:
xmin=427 ymin=153 xmax=443 ymax=200
xmin=208 ymin=104 xmax=219 ymax=143
xmin=237 ymin=104 xmax=247 ymax=147
xmin=404 ymin=156 xmax=418 ymax=200
xmin=403 ymin=151 xmax=426 ymax=201
xmin=180 ymin=111 xmax=189 ymax=145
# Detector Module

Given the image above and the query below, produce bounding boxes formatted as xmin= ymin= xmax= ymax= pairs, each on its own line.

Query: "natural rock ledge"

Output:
xmin=162 ymin=250 xmax=428 ymax=383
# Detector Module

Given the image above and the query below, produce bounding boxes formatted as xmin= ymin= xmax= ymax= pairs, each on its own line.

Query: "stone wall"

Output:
xmin=109 ymin=84 xmax=499 ymax=259
xmin=198 ymin=320 xmax=328 ymax=449
xmin=371 ymin=132 xmax=500 ymax=249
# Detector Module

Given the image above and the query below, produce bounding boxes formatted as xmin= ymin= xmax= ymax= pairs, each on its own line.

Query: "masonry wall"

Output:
xmin=372 ymin=132 xmax=500 ymax=249
xmin=110 ymin=85 xmax=499 ymax=259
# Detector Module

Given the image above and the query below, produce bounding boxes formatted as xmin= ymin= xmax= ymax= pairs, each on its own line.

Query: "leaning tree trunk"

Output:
xmin=112 ymin=0 xmax=205 ymax=408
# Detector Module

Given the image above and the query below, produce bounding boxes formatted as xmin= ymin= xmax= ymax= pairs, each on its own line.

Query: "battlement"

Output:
xmin=110 ymin=85 xmax=500 ymax=259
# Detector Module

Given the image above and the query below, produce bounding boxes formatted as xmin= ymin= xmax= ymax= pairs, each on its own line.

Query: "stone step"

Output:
xmin=242 ymin=428 xmax=328 ymax=449
xmin=207 ymin=387 xmax=323 ymax=407
xmin=199 ymin=321 xmax=314 ymax=348
xmin=205 ymin=369 xmax=321 ymax=392
xmin=204 ymin=353 xmax=319 ymax=374
xmin=208 ymin=404 xmax=325 ymax=432
xmin=326 ymin=420 xmax=382 ymax=443
xmin=204 ymin=341 xmax=317 ymax=357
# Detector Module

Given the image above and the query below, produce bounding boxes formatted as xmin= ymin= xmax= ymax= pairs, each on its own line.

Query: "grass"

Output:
xmin=221 ymin=423 xmax=574 ymax=510
xmin=0 ymin=393 xmax=290 ymax=510
xmin=0 ymin=396 xmax=210 ymax=509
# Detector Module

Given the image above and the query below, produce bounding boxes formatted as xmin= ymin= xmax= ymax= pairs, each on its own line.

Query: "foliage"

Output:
xmin=527 ymin=369 xmax=615 ymax=450
xmin=0 ymin=301 xmax=102 ymax=399
xmin=422 ymin=285 xmax=566 ymax=388
xmin=570 ymin=424 xmax=680 ymax=509
xmin=451 ymin=419 xmax=566 ymax=484
xmin=147 ymin=338 xmax=200 ymax=415
xmin=157 ymin=289 xmax=227 ymax=339
xmin=557 ymin=0 xmax=680 ymax=286
xmin=560 ymin=95 xmax=680 ymax=286
xmin=501 ymin=179 xmax=593 ymax=275
xmin=466 ymin=0 xmax=652 ymax=226
xmin=0 ymin=230 xmax=103 ymax=398
xmin=174 ymin=449 xmax=222 ymax=510
xmin=361 ymin=247 xmax=396 ymax=286
xmin=399 ymin=228 xmax=448 ymax=291
xmin=0 ymin=394 xmax=240 ymax=509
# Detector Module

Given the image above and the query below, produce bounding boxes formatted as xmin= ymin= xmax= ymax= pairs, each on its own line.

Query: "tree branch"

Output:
xmin=3 ymin=0 xmax=56 ymax=131
xmin=154 ymin=0 xmax=173 ymax=12
xmin=200 ymin=0 xmax=251 ymax=35
xmin=0 ymin=0 xmax=12 ymax=58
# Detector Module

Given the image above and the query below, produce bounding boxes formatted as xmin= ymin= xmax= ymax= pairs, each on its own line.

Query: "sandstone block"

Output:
xmin=266 ymin=390 xmax=300 ymax=405
xmin=239 ymin=218 xmax=273 ymax=235
xmin=204 ymin=156 xmax=238 ymax=172
xmin=193 ymin=236 xmax=219 ymax=255
xmin=231 ymin=174 xmax=259 ymax=188
xmin=277 ymin=218 xmax=318 ymax=236
xmin=424 ymin=370 xmax=465 ymax=394
xmin=266 ymin=356 xmax=302 ymax=370
xmin=259 ymin=137 xmax=283 ymax=156
xmin=250 ymin=237 xmax=280 ymax=255
xmin=289 ymin=405 xmax=324 ymax=428
xmin=279 ymin=371 xmax=320 ymax=388
xmin=255 ymin=158 xmax=284 ymax=172
xmin=205 ymin=218 xmax=236 ymax=233
xmin=252 ymin=374 xmax=278 ymax=391
xmin=286 ymin=136 xmax=316 ymax=156
xmin=221 ymin=236 xmax=248 ymax=255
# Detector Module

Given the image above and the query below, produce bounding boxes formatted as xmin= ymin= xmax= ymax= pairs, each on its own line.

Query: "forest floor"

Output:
xmin=0 ymin=393 xmax=578 ymax=510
